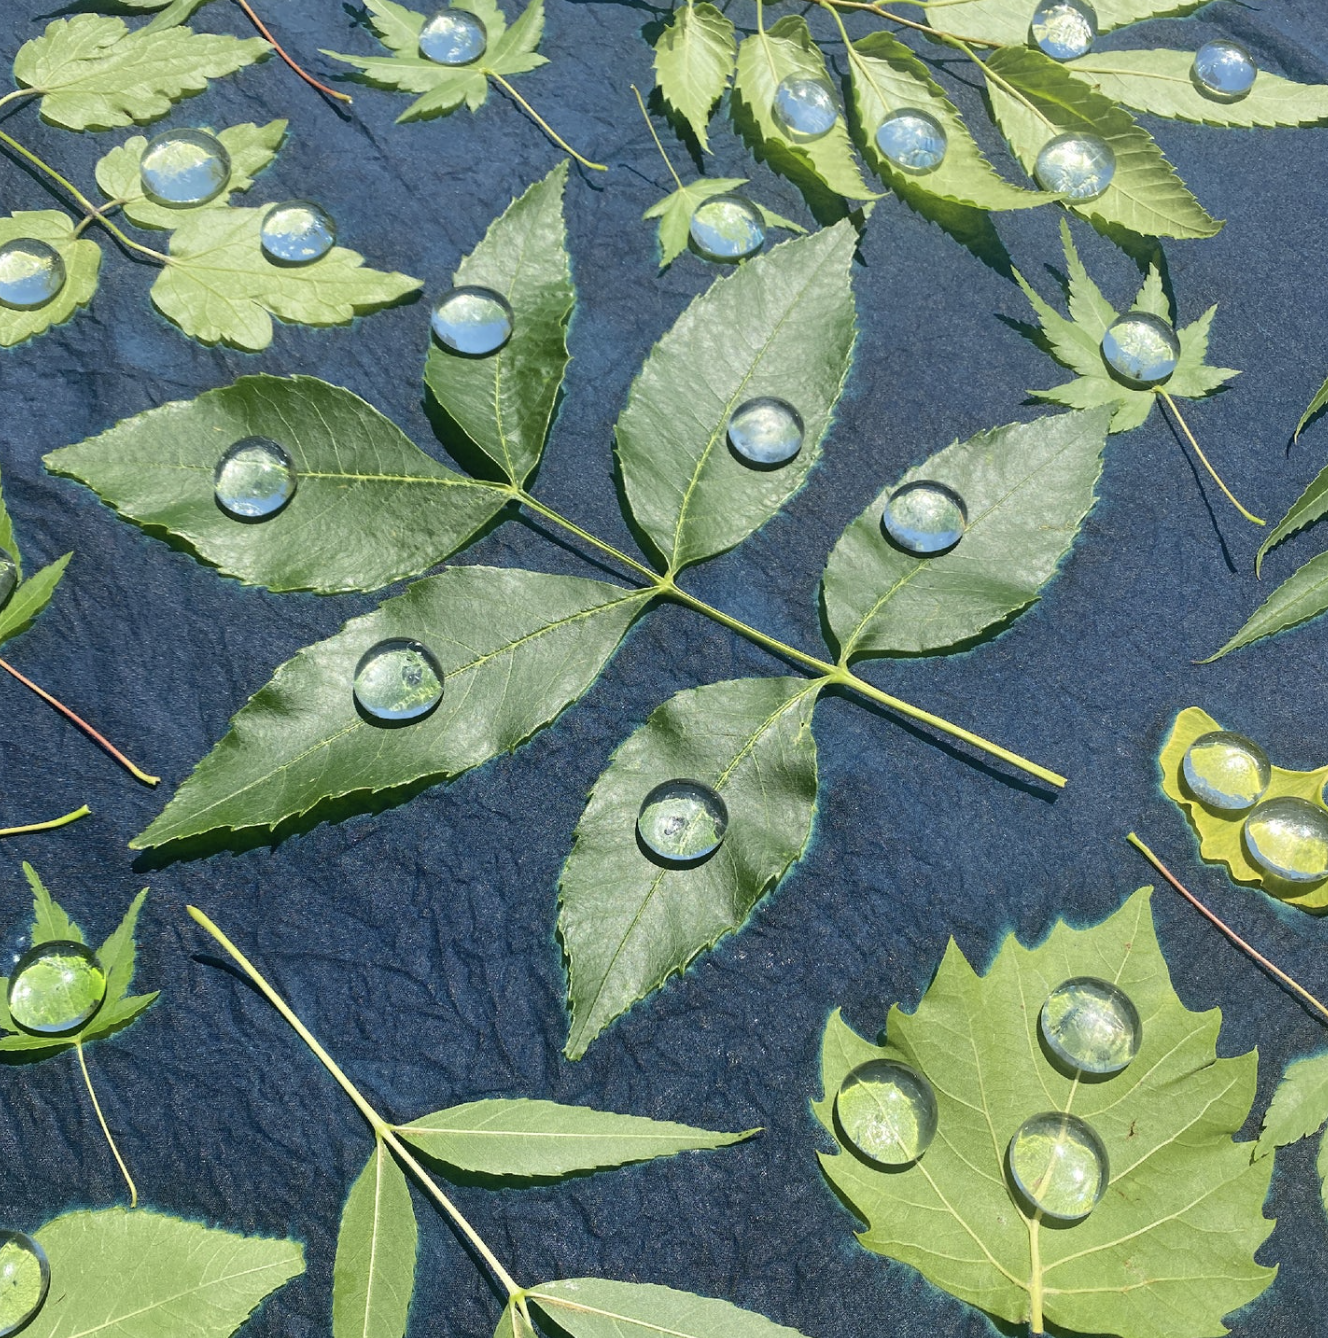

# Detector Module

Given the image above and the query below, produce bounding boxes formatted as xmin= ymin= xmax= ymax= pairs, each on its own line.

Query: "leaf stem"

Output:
xmin=1027 ymin=1215 xmax=1044 ymax=1333
xmin=0 ymin=658 xmax=160 ymax=786
xmin=232 ymin=0 xmax=353 ymax=103
xmin=486 ymin=72 xmax=607 ymax=172
xmin=186 ymin=906 xmax=526 ymax=1300
xmin=0 ymin=804 xmax=90 ymax=839
xmin=75 ymin=1037 xmax=138 ymax=1207
xmin=951 ymin=39 xmax=1054 ymax=128
xmin=632 ymin=84 xmax=683 ymax=191
xmin=1126 ymin=832 xmax=1328 ymax=1026
xmin=0 ymin=89 xmax=39 ymax=115
xmin=1155 ymin=389 xmax=1265 ymax=526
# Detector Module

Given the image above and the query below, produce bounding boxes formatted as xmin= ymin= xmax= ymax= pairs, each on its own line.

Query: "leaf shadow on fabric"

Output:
xmin=1158 ymin=408 xmax=1239 ymax=575
xmin=642 ymin=79 xmax=707 ymax=180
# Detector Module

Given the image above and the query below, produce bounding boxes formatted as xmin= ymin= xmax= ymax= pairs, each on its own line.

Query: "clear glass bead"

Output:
xmin=214 ymin=437 xmax=297 ymax=521
xmin=727 ymin=397 xmax=804 ymax=467
xmin=1034 ymin=132 xmax=1115 ymax=201
xmin=1101 ymin=311 xmax=1181 ymax=387
xmin=1192 ymin=39 xmax=1256 ymax=102
xmin=882 ymin=481 xmax=967 ymax=555
xmin=689 ymin=194 xmax=765 ymax=263
xmin=1182 ymin=731 xmax=1271 ymax=813
xmin=0 ymin=1231 xmax=49 ymax=1338
xmin=419 ymin=9 xmax=487 ymax=64
xmin=6 ymin=941 xmax=107 ymax=1037
xmin=874 ymin=109 xmax=948 ymax=175
xmin=1007 ymin=1112 xmax=1108 ymax=1222
xmin=353 ymin=640 xmax=445 ymax=723
xmin=1243 ymin=798 xmax=1328 ymax=884
xmin=1040 ymin=977 xmax=1142 ymax=1075
xmin=772 ymin=77 xmax=838 ymax=142
xmin=260 ymin=201 xmax=336 ymax=265
xmin=637 ymin=780 xmax=728 ymax=864
xmin=139 ymin=129 xmax=232 ymax=208
xmin=835 ymin=1059 xmax=938 ymax=1166
xmin=1029 ymin=0 xmax=1097 ymax=61
xmin=431 ymin=286 xmax=514 ymax=356
xmin=0 ymin=238 xmax=66 ymax=311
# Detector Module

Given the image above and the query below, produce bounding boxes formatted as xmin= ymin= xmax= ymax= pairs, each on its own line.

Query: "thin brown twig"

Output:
xmin=233 ymin=0 xmax=353 ymax=103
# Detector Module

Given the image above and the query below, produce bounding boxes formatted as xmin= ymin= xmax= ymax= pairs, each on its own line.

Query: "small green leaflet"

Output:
xmin=653 ymin=2 xmax=736 ymax=153
xmin=1257 ymin=457 xmax=1328 ymax=575
xmin=1016 ymin=220 xmax=1237 ymax=432
xmin=919 ymin=0 xmax=1206 ymax=46
xmin=560 ymin=676 xmax=820 ymax=1059
xmin=814 ymin=888 xmax=1275 ymax=1338
xmin=821 ymin=408 xmax=1108 ymax=660
xmin=1204 ymin=552 xmax=1328 ymax=661
xmin=1257 ymin=1052 xmax=1328 ymax=1219
xmin=0 ymin=465 xmax=70 ymax=652
xmin=22 ymin=1208 xmax=303 ymax=1338
xmin=644 ymin=179 xmax=804 ymax=270
xmin=334 ymin=1143 xmax=418 ymax=1338
xmin=0 ymin=212 xmax=100 ymax=349
xmin=1297 ymin=374 xmax=1328 ymax=441
xmin=12 ymin=14 xmax=269 ymax=131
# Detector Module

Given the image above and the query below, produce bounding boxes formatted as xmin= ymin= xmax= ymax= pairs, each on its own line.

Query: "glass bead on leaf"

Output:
xmin=431 ymin=286 xmax=514 ymax=356
xmin=419 ymin=8 xmax=487 ymax=64
xmin=1193 ymin=40 xmax=1256 ymax=102
xmin=214 ymin=437 xmax=297 ymax=521
xmin=1182 ymin=731 xmax=1271 ymax=813
xmin=260 ymin=201 xmax=336 ymax=266
xmin=688 ymin=194 xmax=765 ymax=263
xmin=139 ymin=129 xmax=232 ymax=208
xmin=882 ymin=481 xmax=966 ymax=555
xmin=1101 ymin=311 xmax=1180 ymax=388
xmin=874 ymin=109 xmax=948 ymax=175
xmin=1007 ymin=1112 xmax=1108 ymax=1222
xmin=727 ymin=397 xmax=804 ymax=467
xmin=6 ymin=940 xmax=107 ymax=1037
xmin=1040 ymin=977 xmax=1142 ymax=1076
xmin=0 ymin=238 xmax=66 ymax=311
xmin=1242 ymin=797 xmax=1328 ymax=884
xmin=0 ymin=548 xmax=16 ymax=611
xmin=835 ymin=1059 xmax=938 ymax=1167
xmin=1029 ymin=0 xmax=1097 ymax=61
xmin=0 ymin=1231 xmax=49 ymax=1338
xmin=637 ymin=780 xmax=728 ymax=865
xmin=1034 ymin=133 xmax=1115 ymax=201
xmin=771 ymin=77 xmax=838 ymax=143
xmin=353 ymin=640 xmax=445 ymax=723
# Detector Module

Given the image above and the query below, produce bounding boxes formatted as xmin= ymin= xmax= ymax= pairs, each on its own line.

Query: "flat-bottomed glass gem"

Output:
xmin=1243 ymin=797 xmax=1328 ymax=884
xmin=772 ymin=77 xmax=838 ymax=142
xmin=0 ymin=548 xmax=16 ymax=611
xmin=637 ymin=780 xmax=728 ymax=864
xmin=260 ymin=201 xmax=336 ymax=265
xmin=419 ymin=8 xmax=487 ymax=64
xmin=0 ymin=238 xmax=66 ymax=311
xmin=139 ymin=129 xmax=232 ymax=208
xmin=1193 ymin=40 xmax=1256 ymax=101
xmin=874 ymin=109 xmax=948 ymax=174
xmin=1007 ymin=1112 xmax=1108 ymax=1222
xmin=353 ymin=640 xmax=445 ymax=723
xmin=1101 ymin=311 xmax=1180 ymax=387
xmin=1029 ymin=0 xmax=1097 ymax=60
xmin=835 ymin=1059 xmax=938 ymax=1166
xmin=431 ymin=286 xmax=513 ymax=356
xmin=0 ymin=1231 xmax=49 ymax=1338
xmin=1034 ymin=132 xmax=1115 ymax=201
xmin=882 ymin=480 xmax=967 ymax=555
xmin=214 ymin=437 xmax=297 ymax=521
xmin=727 ymin=397 xmax=805 ymax=467
xmin=689 ymin=194 xmax=765 ymax=263
xmin=1182 ymin=731 xmax=1271 ymax=812
xmin=1040 ymin=977 xmax=1142 ymax=1075
xmin=6 ymin=941 xmax=106 ymax=1037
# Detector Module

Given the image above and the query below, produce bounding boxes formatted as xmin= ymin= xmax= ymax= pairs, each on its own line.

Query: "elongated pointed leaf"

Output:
xmin=921 ymin=0 xmax=1204 ymax=43
xmin=27 ymin=864 xmax=83 ymax=945
xmin=1297 ymin=374 xmax=1328 ymax=441
xmin=45 ymin=375 xmax=503 ymax=595
xmin=395 ymin=1097 xmax=753 ymax=1177
xmin=821 ymin=409 xmax=1108 ymax=660
xmin=0 ymin=212 xmax=100 ymax=348
xmin=617 ymin=225 xmax=856 ymax=573
xmin=654 ymin=3 xmax=736 ymax=153
xmin=334 ymin=1144 xmax=418 ymax=1338
xmin=1258 ymin=459 xmax=1328 ymax=574
xmin=530 ymin=1279 xmax=809 ymax=1338
xmin=424 ymin=163 xmax=572 ymax=485
xmin=1258 ymin=1053 xmax=1328 ymax=1157
xmin=560 ymin=676 xmax=820 ymax=1059
xmin=134 ymin=566 xmax=648 ymax=850
xmin=0 ymin=555 xmax=70 ymax=650
xmin=1205 ymin=549 xmax=1328 ymax=661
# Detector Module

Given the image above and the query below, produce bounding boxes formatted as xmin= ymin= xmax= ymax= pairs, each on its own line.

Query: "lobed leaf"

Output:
xmin=1204 ymin=551 xmax=1328 ymax=664
xmin=920 ymin=0 xmax=1206 ymax=44
xmin=45 ymin=375 xmax=503 ymax=595
xmin=0 ymin=212 xmax=100 ymax=349
xmin=133 ymin=566 xmax=649 ymax=850
xmin=653 ymin=2 xmax=736 ymax=154
xmin=617 ymin=224 xmax=856 ymax=572
xmin=560 ymin=676 xmax=820 ymax=1059
xmin=1257 ymin=458 xmax=1328 ymax=575
xmin=1257 ymin=1052 xmax=1328 ymax=1158
xmin=334 ymin=1144 xmax=418 ymax=1338
xmin=821 ymin=409 xmax=1109 ymax=660
xmin=643 ymin=178 xmax=803 ymax=270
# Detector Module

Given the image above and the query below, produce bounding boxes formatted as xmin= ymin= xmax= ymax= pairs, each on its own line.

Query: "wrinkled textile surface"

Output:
xmin=2 ymin=1 xmax=1328 ymax=1334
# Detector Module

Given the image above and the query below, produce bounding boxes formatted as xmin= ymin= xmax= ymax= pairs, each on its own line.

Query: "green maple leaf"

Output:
xmin=0 ymin=211 xmax=100 ymax=349
xmin=0 ymin=464 xmax=70 ymax=650
xmin=13 ymin=14 xmax=269 ymax=131
xmin=642 ymin=177 xmax=804 ymax=269
xmin=652 ymin=2 xmax=736 ymax=153
xmin=814 ymin=887 xmax=1276 ymax=1338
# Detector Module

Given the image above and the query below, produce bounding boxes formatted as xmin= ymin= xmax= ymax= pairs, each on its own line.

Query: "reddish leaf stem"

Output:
xmin=233 ymin=0 xmax=353 ymax=103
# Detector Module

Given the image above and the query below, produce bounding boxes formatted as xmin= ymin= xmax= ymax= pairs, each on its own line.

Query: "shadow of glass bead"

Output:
xmin=882 ymin=481 xmax=966 ymax=555
xmin=0 ymin=239 xmax=66 ymax=311
xmin=139 ymin=129 xmax=232 ymax=208
xmin=6 ymin=941 xmax=106 ymax=1037
xmin=772 ymin=77 xmax=838 ymax=142
xmin=637 ymin=780 xmax=728 ymax=865
xmin=260 ymin=201 xmax=336 ymax=266
xmin=727 ymin=397 xmax=804 ymax=467
xmin=835 ymin=1059 xmax=938 ymax=1167
xmin=1182 ymin=731 xmax=1271 ymax=813
xmin=1007 ymin=1112 xmax=1108 ymax=1222
xmin=0 ymin=548 xmax=16 ymax=611
xmin=0 ymin=1231 xmax=49 ymax=1338
xmin=1243 ymin=797 xmax=1328 ymax=884
xmin=353 ymin=640 xmax=445 ymax=723
xmin=1034 ymin=132 xmax=1115 ymax=201
xmin=1029 ymin=0 xmax=1097 ymax=60
xmin=874 ymin=109 xmax=948 ymax=175
xmin=431 ymin=286 xmax=513 ymax=356
xmin=1101 ymin=311 xmax=1180 ymax=387
xmin=689 ymin=194 xmax=765 ymax=263
xmin=1041 ymin=977 xmax=1142 ymax=1076
xmin=214 ymin=437 xmax=297 ymax=521
xmin=419 ymin=8 xmax=487 ymax=64
xmin=1193 ymin=40 xmax=1256 ymax=101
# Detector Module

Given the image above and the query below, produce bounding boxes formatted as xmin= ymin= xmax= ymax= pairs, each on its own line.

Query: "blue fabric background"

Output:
xmin=2 ymin=0 xmax=1328 ymax=1333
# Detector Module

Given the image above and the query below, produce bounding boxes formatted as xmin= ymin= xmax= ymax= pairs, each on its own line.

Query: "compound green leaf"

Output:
xmin=13 ymin=14 xmax=269 ymax=131
xmin=814 ymin=888 xmax=1276 ymax=1338
xmin=920 ymin=0 xmax=1205 ymax=44
xmin=1257 ymin=1052 xmax=1328 ymax=1158
xmin=334 ymin=1143 xmax=418 ymax=1338
xmin=46 ymin=375 xmax=503 ymax=595
xmin=424 ymin=163 xmax=571 ymax=486
xmin=617 ymin=224 xmax=856 ymax=572
xmin=133 ymin=566 xmax=648 ymax=850
xmin=1203 ymin=552 xmax=1328 ymax=665
xmin=560 ymin=676 xmax=820 ymax=1059
xmin=1257 ymin=458 xmax=1328 ymax=575
xmin=653 ymin=2 xmax=736 ymax=153
xmin=0 ymin=211 xmax=100 ymax=348
xmin=821 ymin=408 xmax=1108 ymax=660
xmin=530 ymin=1279 xmax=809 ymax=1338
xmin=643 ymin=178 xmax=803 ymax=269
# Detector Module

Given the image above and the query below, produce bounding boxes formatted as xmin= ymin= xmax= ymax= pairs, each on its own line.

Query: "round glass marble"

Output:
xmin=882 ymin=481 xmax=967 ymax=555
xmin=1100 ymin=311 xmax=1181 ymax=387
xmin=6 ymin=941 xmax=106 ymax=1037
xmin=1192 ymin=39 xmax=1256 ymax=102
xmin=353 ymin=640 xmax=445 ymax=723
xmin=1034 ymin=132 xmax=1115 ymax=201
xmin=260 ymin=201 xmax=336 ymax=265
xmin=637 ymin=780 xmax=728 ymax=865
xmin=1242 ymin=798 xmax=1328 ymax=884
xmin=1040 ymin=977 xmax=1142 ymax=1076
xmin=419 ymin=8 xmax=487 ymax=64
xmin=1029 ymin=0 xmax=1097 ymax=61
xmin=727 ymin=397 xmax=804 ymax=467
xmin=1007 ymin=1112 xmax=1108 ymax=1222
xmin=874 ymin=109 xmax=948 ymax=175
xmin=772 ymin=77 xmax=838 ymax=143
xmin=0 ymin=1231 xmax=49 ymax=1338
xmin=689 ymin=194 xmax=765 ymax=263
xmin=214 ymin=437 xmax=297 ymax=521
xmin=0 ymin=238 xmax=66 ymax=311
xmin=139 ymin=128 xmax=232 ymax=208
xmin=1182 ymin=731 xmax=1271 ymax=813
xmin=0 ymin=547 xmax=16 ymax=612
xmin=835 ymin=1059 xmax=938 ymax=1167
xmin=431 ymin=286 xmax=514 ymax=356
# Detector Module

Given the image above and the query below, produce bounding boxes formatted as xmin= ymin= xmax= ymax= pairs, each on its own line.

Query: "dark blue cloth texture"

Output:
xmin=2 ymin=0 xmax=1328 ymax=1334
